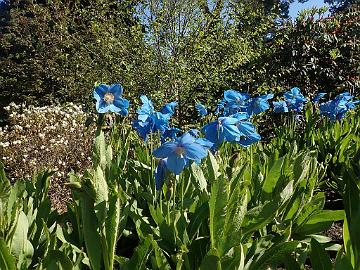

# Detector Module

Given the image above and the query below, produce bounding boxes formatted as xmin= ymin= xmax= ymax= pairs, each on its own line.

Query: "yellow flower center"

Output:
xmin=104 ymin=92 xmax=115 ymax=104
xmin=175 ymin=146 xmax=185 ymax=156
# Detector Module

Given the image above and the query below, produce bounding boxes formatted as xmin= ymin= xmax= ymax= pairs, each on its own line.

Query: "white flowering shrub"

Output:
xmin=0 ymin=102 xmax=96 ymax=211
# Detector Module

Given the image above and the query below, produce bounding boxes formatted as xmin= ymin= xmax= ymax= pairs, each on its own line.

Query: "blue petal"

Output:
xmin=155 ymin=159 xmax=168 ymax=190
xmin=183 ymin=143 xmax=207 ymax=160
xmin=161 ymin=101 xmax=177 ymax=115
xmin=109 ymin=84 xmax=123 ymax=97
xmin=166 ymin=155 xmax=187 ymax=175
xmin=195 ymin=103 xmax=208 ymax=117
xmin=153 ymin=142 xmax=177 ymax=158
xmin=195 ymin=138 xmax=214 ymax=149
xmin=178 ymin=133 xmax=196 ymax=145
xmin=188 ymin=129 xmax=200 ymax=137
xmin=93 ymin=84 xmax=109 ymax=100
xmin=96 ymin=100 xmax=110 ymax=113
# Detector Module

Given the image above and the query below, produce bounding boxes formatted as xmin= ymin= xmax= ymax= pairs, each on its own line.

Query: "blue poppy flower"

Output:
xmin=155 ymin=158 xmax=168 ymax=190
xmin=232 ymin=112 xmax=250 ymax=120
xmin=133 ymin=111 xmax=170 ymax=141
xmin=236 ymin=121 xmax=261 ymax=147
xmin=153 ymin=133 xmax=209 ymax=175
xmin=161 ymin=127 xmax=181 ymax=143
xmin=137 ymin=95 xmax=155 ymax=121
xmin=273 ymin=101 xmax=289 ymax=113
xmin=195 ymin=103 xmax=208 ymax=117
xmin=223 ymin=90 xmax=250 ymax=115
xmin=161 ymin=101 xmax=177 ymax=116
xmin=320 ymin=92 xmax=359 ymax=121
xmin=93 ymin=84 xmax=130 ymax=115
xmin=313 ymin=93 xmax=326 ymax=103
xmin=202 ymin=117 xmax=242 ymax=147
xmin=188 ymin=129 xmax=201 ymax=137
xmin=283 ymin=87 xmax=306 ymax=101
xmin=283 ymin=87 xmax=307 ymax=112
xmin=215 ymin=99 xmax=226 ymax=115
xmin=247 ymin=94 xmax=274 ymax=116
xmin=132 ymin=119 xmax=152 ymax=141
xmin=224 ymin=90 xmax=250 ymax=105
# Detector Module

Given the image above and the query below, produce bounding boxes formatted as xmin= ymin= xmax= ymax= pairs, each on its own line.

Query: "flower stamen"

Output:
xmin=175 ymin=146 xmax=185 ymax=156
xmin=104 ymin=92 xmax=115 ymax=104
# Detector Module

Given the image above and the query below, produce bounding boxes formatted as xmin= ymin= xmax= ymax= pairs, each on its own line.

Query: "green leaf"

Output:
xmin=209 ymin=176 xmax=227 ymax=250
xmin=207 ymin=153 xmax=220 ymax=184
xmin=242 ymin=196 xmax=282 ymax=236
xmin=220 ymin=186 xmax=248 ymax=256
xmin=334 ymin=248 xmax=353 ymax=270
xmin=296 ymin=210 xmax=344 ymax=235
xmin=261 ymin=156 xmax=284 ymax=200
xmin=0 ymin=239 xmax=16 ymax=270
xmin=105 ymin=192 xmax=122 ymax=268
xmin=294 ymin=192 xmax=325 ymax=226
xmin=343 ymin=172 xmax=360 ymax=268
xmin=80 ymin=194 xmax=102 ymax=270
xmin=93 ymin=131 xmax=107 ymax=169
xmin=188 ymin=203 xmax=209 ymax=240
xmin=10 ymin=211 xmax=34 ymax=267
xmin=123 ymin=236 xmax=153 ymax=270
xmin=43 ymin=250 xmax=74 ymax=270
xmin=249 ymin=241 xmax=299 ymax=270
xmin=310 ymin=239 xmax=332 ymax=270
xmin=191 ymin=163 xmax=208 ymax=193
xmin=200 ymin=249 xmax=221 ymax=270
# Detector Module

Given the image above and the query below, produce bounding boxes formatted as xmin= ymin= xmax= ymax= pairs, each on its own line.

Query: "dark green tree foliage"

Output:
xmin=0 ymin=0 xmax=358 ymax=120
xmin=235 ymin=6 xmax=360 ymax=96
xmin=0 ymin=0 xmax=150 ymax=108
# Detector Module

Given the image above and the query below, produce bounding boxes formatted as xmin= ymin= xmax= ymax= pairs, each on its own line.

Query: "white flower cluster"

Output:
xmin=1 ymin=102 xmax=96 ymax=211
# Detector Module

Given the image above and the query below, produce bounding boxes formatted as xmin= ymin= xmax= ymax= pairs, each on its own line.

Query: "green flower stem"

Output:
xmin=181 ymin=174 xmax=184 ymax=212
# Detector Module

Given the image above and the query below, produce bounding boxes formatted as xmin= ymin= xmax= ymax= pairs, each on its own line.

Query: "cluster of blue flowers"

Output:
xmin=319 ymin=92 xmax=359 ymax=121
xmin=93 ymin=83 xmax=359 ymax=190
xmin=273 ymin=87 xmax=307 ymax=113
xmin=132 ymin=95 xmax=180 ymax=142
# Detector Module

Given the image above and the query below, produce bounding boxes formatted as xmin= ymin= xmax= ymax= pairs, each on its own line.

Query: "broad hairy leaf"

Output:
xmin=310 ymin=239 xmax=332 ymax=270
xmin=0 ymin=239 xmax=16 ymax=270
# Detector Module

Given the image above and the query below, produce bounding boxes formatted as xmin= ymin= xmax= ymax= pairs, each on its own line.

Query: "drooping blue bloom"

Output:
xmin=195 ymin=103 xmax=208 ymax=117
xmin=283 ymin=87 xmax=307 ymax=112
xmin=153 ymin=133 xmax=210 ymax=175
xmin=93 ymin=84 xmax=130 ymax=115
xmin=273 ymin=101 xmax=289 ymax=113
xmin=161 ymin=127 xmax=181 ymax=143
xmin=133 ymin=112 xmax=171 ymax=141
xmin=161 ymin=101 xmax=177 ymax=116
xmin=223 ymin=90 xmax=250 ymax=115
xmin=151 ymin=112 xmax=171 ymax=134
xmin=224 ymin=90 xmax=250 ymax=105
xmin=215 ymin=98 xmax=226 ymax=115
xmin=133 ymin=95 xmax=174 ymax=141
xmin=319 ymin=92 xmax=359 ymax=121
xmin=232 ymin=112 xmax=250 ymax=121
xmin=313 ymin=93 xmax=326 ymax=103
xmin=283 ymin=87 xmax=305 ymax=101
xmin=137 ymin=95 xmax=155 ymax=121
xmin=188 ymin=129 xmax=201 ymax=137
xmin=155 ymin=158 xmax=168 ymax=190
xmin=202 ymin=117 xmax=242 ymax=147
xmin=236 ymin=121 xmax=261 ymax=147
xmin=246 ymin=94 xmax=274 ymax=116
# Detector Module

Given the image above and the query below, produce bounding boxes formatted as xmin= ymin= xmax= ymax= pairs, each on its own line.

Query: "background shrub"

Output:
xmin=0 ymin=1 xmax=358 ymax=121
xmin=0 ymin=102 xmax=96 ymax=211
